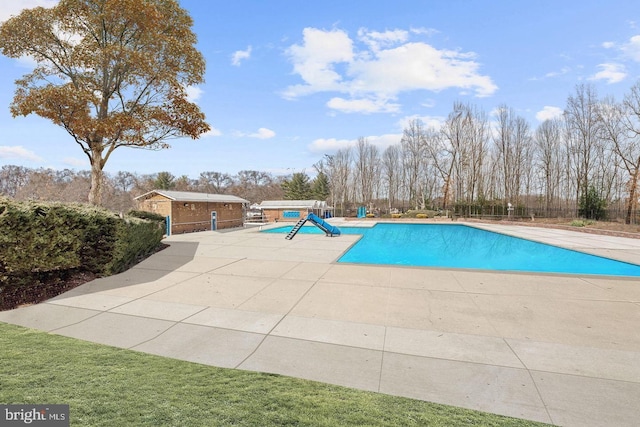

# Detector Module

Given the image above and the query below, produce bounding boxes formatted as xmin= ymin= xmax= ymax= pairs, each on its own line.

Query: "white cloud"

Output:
xmin=366 ymin=133 xmax=403 ymax=151
xmin=589 ymin=63 xmax=627 ymax=84
xmin=283 ymin=28 xmax=354 ymax=98
xmin=249 ymin=128 xmax=275 ymax=139
xmin=308 ymin=116 xmax=446 ymax=154
xmin=357 ymin=28 xmax=409 ymax=52
xmin=397 ymin=114 xmax=445 ymax=131
xmin=0 ymin=145 xmax=43 ymax=162
xmin=410 ymin=27 xmax=439 ymax=37
xmin=308 ymin=137 xmax=354 ymax=153
xmin=202 ymin=127 xmax=222 ymax=137
xmin=283 ymin=27 xmax=497 ymax=114
xmin=599 ymin=35 xmax=640 ymax=62
xmin=420 ymin=99 xmax=436 ymax=108
xmin=544 ymin=66 xmax=571 ymax=78
xmin=349 ymin=42 xmax=496 ymax=97
xmin=326 ymin=97 xmax=400 ymax=114
xmin=231 ymin=46 xmax=252 ymax=66
xmin=0 ymin=0 xmax=58 ymax=22
xmin=621 ymin=35 xmax=640 ymax=61
xmin=15 ymin=54 xmax=38 ymax=68
xmin=535 ymin=106 xmax=563 ymax=122
xmin=307 ymin=133 xmax=401 ymax=154
xmin=62 ymin=157 xmax=87 ymax=167
xmin=185 ymin=86 xmax=203 ymax=103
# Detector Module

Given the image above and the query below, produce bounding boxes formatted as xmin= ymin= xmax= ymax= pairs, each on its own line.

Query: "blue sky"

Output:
xmin=1 ymin=0 xmax=640 ymax=178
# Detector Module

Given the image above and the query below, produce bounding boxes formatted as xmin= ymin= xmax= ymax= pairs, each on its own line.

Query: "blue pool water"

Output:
xmin=264 ymin=223 xmax=640 ymax=276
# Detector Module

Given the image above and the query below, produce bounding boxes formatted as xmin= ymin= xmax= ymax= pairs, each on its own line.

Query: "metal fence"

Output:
xmin=461 ymin=206 xmax=639 ymax=224
xmin=333 ymin=204 xmax=640 ymax=224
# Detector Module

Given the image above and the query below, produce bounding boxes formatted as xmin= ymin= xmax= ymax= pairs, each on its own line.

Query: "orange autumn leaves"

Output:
xmin=0 ymin=0 xmax=210 ymax=204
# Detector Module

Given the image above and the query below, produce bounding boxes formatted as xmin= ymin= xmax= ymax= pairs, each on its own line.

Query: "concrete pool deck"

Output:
xmin=2 ymin=219 xmax=640 ymax=426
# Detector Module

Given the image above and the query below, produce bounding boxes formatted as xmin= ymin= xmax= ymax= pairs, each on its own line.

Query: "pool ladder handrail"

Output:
xmin=285 ymin=217 xmax=307 ymax=240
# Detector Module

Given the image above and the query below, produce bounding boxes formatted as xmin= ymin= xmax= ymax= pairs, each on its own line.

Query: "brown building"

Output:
xmin=135 ymin=190 xmax=249 ymax=235
xmin=258 ymin=200 xmax=331 ymax=222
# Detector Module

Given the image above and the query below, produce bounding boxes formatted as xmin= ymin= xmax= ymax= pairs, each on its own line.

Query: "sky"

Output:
xmin=1 ymin=0 xmax=640 ymax=179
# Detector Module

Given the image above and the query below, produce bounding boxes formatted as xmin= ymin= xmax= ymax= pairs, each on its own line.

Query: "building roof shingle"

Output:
xmin=258 ymin=200 xmax=327 ymax=209
xmin=135 ymin=190 xmax=249 ymax=204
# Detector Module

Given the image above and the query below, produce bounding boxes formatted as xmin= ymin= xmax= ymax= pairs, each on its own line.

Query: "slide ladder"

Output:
xmin=285 ymin=217 xmax=307 ymax=240
xmin=285 ymin=213 xmax=341 ymax=240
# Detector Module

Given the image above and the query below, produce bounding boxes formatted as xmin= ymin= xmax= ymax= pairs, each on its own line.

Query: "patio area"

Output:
xmin=2 ymin=220 xmax=640 ymax=426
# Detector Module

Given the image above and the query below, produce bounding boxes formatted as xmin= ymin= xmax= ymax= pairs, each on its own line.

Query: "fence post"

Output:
xmin=165 ymin=216 xmax=171 ymax=236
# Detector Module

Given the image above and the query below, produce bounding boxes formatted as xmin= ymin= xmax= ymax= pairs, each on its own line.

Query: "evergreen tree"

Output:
xmin=579 ymin=185 xmax=607 ymax=220
xmin=282 ymin=172 xmax=312 ymax=199
xmin=154 ymin=172 xmax=176 ymax=190
xmin=312 ymin=172 xmax=330 ymax=200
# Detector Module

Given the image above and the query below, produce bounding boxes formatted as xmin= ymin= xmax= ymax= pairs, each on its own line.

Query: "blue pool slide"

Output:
xmin=285 ymin=213 xmax=341 ymax=239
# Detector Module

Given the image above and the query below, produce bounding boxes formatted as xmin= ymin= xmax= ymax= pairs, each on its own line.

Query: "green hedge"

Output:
xmin=105 ymin=216 xmax=164 ymax=275
xmin=127 ymin=209 xmax=167 ymax=224
xmin=0 ymin=198 xmax=164 ymax=294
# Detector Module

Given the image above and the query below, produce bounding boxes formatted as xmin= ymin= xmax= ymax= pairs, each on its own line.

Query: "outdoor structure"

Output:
xmin=258 ymin=200 xmax=332 ymax=222
xmin=135 ymin=190 xmax=249 ymax=235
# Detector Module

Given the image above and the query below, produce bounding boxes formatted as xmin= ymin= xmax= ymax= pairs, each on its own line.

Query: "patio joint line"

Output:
xmin=377 ymin=326 xmax=388 ymax=392
xmin=233 ymin=268 xmax=324 ymax=369
xmin=46 ymin=306 xmax=105 ymax=333
xmin=123 ymin=257 xmax=249 ymax=304
xmin=126 ymin=320 xmax=182 ymax=350
xmin=503 ymin=339 xmax=555 ymax=425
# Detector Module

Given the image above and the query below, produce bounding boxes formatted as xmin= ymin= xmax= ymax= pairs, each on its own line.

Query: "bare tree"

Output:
xmin=430 ymin=102 xmax=491 ymax=215
xmin=111 ymin=171 xmax=137 ymax=193
xmin=599 ymin=86 xmax=640 ymax=223
xmin=381 ymin=144 xmax=402 ymax=211
xmin=534 ymin=118 xmax=564 ymax=214
xmin=493 ymin=105 xmax=531 ymax=206
xmin=197 ymin=171 xmax=233 ymax=194
xmin=353 ymin=137 xmax=379 ymax=208
xmin=564 ymin=83 xmax=603 ymax=203
xmin=232 ymin=170 xmax=274 ymax=203
xmin=104 ymin=171 xmax=136 ymax=212
xmin=401 ymin=119 xmax=427 ymax=209
xmin=0 ymin=165 xmax=30 ymax=197
xmin=452 ymin=103 xmax=489 ymax=209
xmin=324 ymin=149 xmax=352 ymax=215
xmin=174 ymin=175 xmax=195 ymax=191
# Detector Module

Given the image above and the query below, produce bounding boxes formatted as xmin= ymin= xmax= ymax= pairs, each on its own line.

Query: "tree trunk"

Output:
xmin=88 ymin=152 xmax=104 ymax=206
xmin=626 ymin=168 xmax=639 ymax=224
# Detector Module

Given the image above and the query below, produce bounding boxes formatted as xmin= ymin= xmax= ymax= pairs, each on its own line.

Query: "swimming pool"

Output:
xmin=265 ymin=223 xmax=640 ymax=277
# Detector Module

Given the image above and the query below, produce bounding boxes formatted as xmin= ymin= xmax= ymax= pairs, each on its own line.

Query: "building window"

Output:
xmin=283 ymin=211 xmax=300 ymax=218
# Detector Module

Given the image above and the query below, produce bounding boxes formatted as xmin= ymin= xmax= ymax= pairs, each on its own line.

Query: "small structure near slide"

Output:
xmin=136 ymin=190 xmax=249 ymax=234
xmin=258 ymin=200 xmax=333 ymax=222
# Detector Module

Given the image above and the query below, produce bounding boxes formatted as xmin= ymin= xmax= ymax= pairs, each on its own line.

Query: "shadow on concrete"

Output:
xmin=49 ymin=241 xmax=201 ymax=298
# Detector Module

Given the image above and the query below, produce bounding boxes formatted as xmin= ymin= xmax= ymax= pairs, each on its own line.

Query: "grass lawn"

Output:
xmin=0 ymin=322 xmax=551 ymax=426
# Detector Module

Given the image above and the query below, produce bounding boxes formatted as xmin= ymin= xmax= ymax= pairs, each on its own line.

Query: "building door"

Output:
xmin=211 ymin=211 xmax=217 ymax=231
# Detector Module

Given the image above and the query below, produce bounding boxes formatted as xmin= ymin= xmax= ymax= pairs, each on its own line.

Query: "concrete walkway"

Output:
xmin=2 ymin=220 xmax=640 ymax=426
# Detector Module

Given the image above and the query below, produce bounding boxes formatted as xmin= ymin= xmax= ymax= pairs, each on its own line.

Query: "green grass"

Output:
xmin=0 ymin=322 xmax=550 ymax=426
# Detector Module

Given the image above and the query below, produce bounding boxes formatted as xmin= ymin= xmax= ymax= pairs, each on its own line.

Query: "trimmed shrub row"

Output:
xmin=401 ymin=210 xmax=439 ymax=219
xmin=0 ymin=198 xmax=164 ymax=307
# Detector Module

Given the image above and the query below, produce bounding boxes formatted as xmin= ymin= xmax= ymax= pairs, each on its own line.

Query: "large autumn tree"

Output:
xmin=0 ymin=0 xmax=210 ymax=205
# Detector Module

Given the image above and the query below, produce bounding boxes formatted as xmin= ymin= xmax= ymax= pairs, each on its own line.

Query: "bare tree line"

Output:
xmin=3 ymin=81 xmax=640 ymax=223
xmin=0 ymin=167 xmax=285 ymax=213
xmin=320 ymin=82 xmax=640 ymax=223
